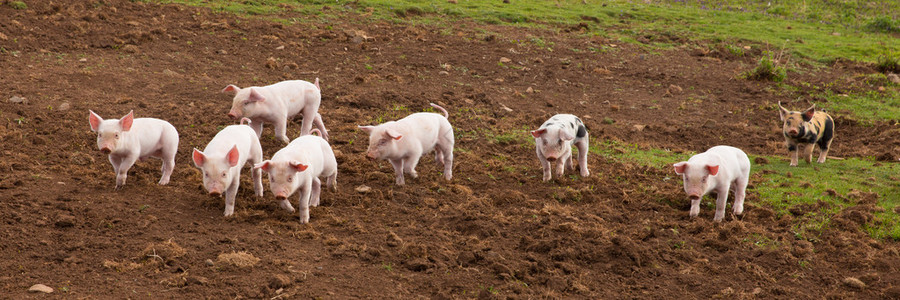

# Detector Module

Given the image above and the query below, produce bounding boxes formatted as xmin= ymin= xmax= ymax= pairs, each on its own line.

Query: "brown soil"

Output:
xmin=1 ymin=1 xmax=899 ymax=298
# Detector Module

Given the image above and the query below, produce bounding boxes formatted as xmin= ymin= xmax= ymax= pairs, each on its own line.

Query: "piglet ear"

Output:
xmin=802 ymin=105 xmax=816 ymax=122
xmin=531 ymin=128 xmax=547 ymax=138
xmin=120 ymin=110 xmax=134 ymax=131
xmin=357 ymin=125 xmax=374 ymax=133
xmin=253 ymin=161 xmax=271 ymax=172
xmin=385 ymin=129 xmax=402 ymax=140
xmin=560 ymin=130 xmax=575 ymax=141
xmin=777 ymin=102 xmax=789 ymax=121
xmin=226 ymin=145 xmax=241 ymax=167
xmin=246 ymin=89 xmax=265 ymax=103
xmin=89 ymin=110 xmax=103 ymax=132
xmin=673 ymin=162 xmax=687 ymax=175
xmin=222 ymin=84 xmax=240 ymax=93
xmin=192 ymin=148 xmax=206 ymax=168
xmin=290 ymin=161 xmax=308 ymax=172
xmin=706 ymin=165 xmax=719 ymax=176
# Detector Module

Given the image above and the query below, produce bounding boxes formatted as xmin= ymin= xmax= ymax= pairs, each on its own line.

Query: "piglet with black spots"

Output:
xmin=531 ymin=114 xmax=590 ymax=182
xmin=223 ymin=79 xmax=329 ymax=143
xmin=192 ymin=120 xmax=264 ymax=217
xmin=778 ymin=102 xmax=835 ymax=167
xmin=358 ymin=103 xmax=454 ymax=185
xmin=89 ymin=110 xmax=179 ymax=190
xmin=673 ymin=145 xmax=750 ymax=222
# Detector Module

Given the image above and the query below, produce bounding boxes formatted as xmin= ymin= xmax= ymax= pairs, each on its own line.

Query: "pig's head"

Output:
xmin=778 ymin=102 xmax=816 ymax=138
xmin=531 ymin=127 xmax=574 ymax=162
xmin=254 ymin=160 xmax=309 ymax=200
xmin=192 ymin=145 xmax=241 ymax=196
xmin=222 ymin=85 xmax=266 ymax=120
xmin=89 ymin=110 xmax=134 ymax=155
xmin=673 ymin=162 xmax=719 ymax=201
xmin=358 ymin=124 xmax=402 ymax=160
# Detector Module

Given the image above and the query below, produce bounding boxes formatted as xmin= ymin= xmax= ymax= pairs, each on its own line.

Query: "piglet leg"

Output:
xmin=575 ymin=135 xmax=590 ymax=177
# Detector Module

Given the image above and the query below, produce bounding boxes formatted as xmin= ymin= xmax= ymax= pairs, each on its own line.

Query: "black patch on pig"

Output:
xmin=576 ymin=125 xmax=587 ymax=138
xmin=788 ymin=144 xmax=797 ymax=151
xmin=818 ymin=117 xmax=834 ymax=150
xmin=570 ymin=122 xmax=575 ymax=129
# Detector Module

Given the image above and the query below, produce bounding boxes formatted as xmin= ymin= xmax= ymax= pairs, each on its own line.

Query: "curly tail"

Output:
xmin=430 ymin=103 xmax=449 ymax=118
xmin=309 ymin=128 xmax=321 ymax=137
xmin=240 ymin=117 xmax=252 ymax=125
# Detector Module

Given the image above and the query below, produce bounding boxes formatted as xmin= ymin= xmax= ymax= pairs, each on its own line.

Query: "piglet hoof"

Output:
xmin=408 ymin=171 xmax=419 ymax=179
xmin=223 ymin=212 xmax=234 ymax=217
xmin=581 ymin=170 xmax=590 ymax=177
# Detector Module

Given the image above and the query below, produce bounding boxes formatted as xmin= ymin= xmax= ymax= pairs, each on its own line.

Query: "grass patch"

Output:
xmin=745 ymin=51 xmax=787 ymax=82
xmin=875 ymin=51 xmax=900 ymax=74
xmin=821 ymin=90 xmax=900 ymax=124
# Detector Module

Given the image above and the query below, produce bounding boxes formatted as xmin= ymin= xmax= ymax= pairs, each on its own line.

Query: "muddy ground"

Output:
xmin=1 ymin=0 xmax=899 ymax=298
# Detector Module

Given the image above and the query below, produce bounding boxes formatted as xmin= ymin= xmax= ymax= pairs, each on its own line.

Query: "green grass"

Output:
xmin=150 ymin=0 xmax=900 ymax=63
xmin=821 ymin=90 xmax=900 ymax=124
xmin=595 ymin=141 xmax=900 ymax=240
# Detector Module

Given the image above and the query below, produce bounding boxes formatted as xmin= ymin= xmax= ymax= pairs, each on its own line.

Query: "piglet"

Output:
xmin=222 ymin=79 xmax=329 ymax=143
xmin=531 ymin=114 xmax=590 ymax=182
xmin=89 ymin=110 xmax=179 ymax=190
xmin=778 ymin=102 xmax=835 ymax=167
xmin=673 ymin=145 xmax=750 ymax=222
xmin=358 ymin=103 xmax=454 ymax=185
xmin=192 ymin=122 xmax=264 ymax=217
xmin=254 ymin=134 xmax=338 ymax=223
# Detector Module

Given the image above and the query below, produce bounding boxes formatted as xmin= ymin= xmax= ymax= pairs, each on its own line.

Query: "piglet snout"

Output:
xmin=275 ymin=193 xmax=287 ymax=201
xmin=688 ymin=194 xmax=701 ymax=201
xmin=788 ymin=129 xmax=798 ymax=136
xmin=209 ymin=191 xmax=222 ymax=197
xmin=100 ymin=147 xmax=112 ymax=154
xmin=227 ymin=112 xmax=239 ymax=120
xmin=545 ymin=156 xmax=557 ymax=162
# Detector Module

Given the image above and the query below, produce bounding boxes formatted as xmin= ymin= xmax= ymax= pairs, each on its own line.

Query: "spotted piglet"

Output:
xmin=778 ymin=102 xmax=835 ymax=167
xmin=673 ymin=145 xmax=750 ymax=222
xmin=531 ymin=114 xmax=590 ymax=182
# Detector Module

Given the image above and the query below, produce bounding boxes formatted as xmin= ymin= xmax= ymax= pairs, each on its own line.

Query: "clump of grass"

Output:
xmin=724 ymin=44 xmax=744 ymax=57
xmin=745 ymin=51 xmax=787 ymax=82
xmin=9 ymin=1 xmax=27 ymax=10
xmin=875 ymin=52 xmax=900 ymax=74
xmin=864 ymin=16 xmax=900 ymax=34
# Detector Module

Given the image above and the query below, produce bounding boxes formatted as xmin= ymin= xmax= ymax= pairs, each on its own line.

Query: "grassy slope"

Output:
xmin=148 ymin=0 xmax=900 ymax=239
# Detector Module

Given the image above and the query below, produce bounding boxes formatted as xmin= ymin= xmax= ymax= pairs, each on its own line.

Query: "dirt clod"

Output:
xmin=216 ymin=252 xmax=260 ymax=268
xmin=28 ymin=284 xmax=53 ymax=293
xmin=843 ymin=277 xmax=866 ymax=289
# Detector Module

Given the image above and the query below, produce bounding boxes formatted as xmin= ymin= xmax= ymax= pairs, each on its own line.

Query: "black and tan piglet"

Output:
xmin=778 ymin=102 xmax=834 ymax=167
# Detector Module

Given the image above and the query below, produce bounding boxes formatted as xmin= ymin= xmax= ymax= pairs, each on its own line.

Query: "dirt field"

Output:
xmin=2 ymin=0 xmax=899 ymax=298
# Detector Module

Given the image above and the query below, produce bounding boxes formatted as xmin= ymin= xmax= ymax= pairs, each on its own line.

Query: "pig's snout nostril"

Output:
xmin=100 ymin=148 xmax=111 ymax=154
xmin=546 ymin=157 xmax=557 ymax=162
xmin=227 ymin=112 xmax=238 ymax=120
xmin=688 ymin=195 xmax=700 ymax=200
xmin=209 ymin=191 xmax=222 ymax=197
xmin=275 ymin=195 xmax=287 ymax=200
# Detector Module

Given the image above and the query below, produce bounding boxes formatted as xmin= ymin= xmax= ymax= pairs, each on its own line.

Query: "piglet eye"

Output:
xmin=287 ymin=177 xmax=293 ymax=183
xmin=222 ymin=172 xmax=227 ymax=178
xmin=115 ymin=134 xmax=119 ymax=139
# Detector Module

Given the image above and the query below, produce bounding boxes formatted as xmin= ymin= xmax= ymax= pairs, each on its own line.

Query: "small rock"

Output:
xmin=631 ymin=124 xmax=646 ymax=132
xmin=121 ymin=44 xmax=139 ymax=53
xmin=888 ymin=73 xmax=900 ymax=84
xmin=387 ymin=231 xmax=403 ymax=247
xmin=526 ymin=87 xmax=534 ymax=93
xmin=78 ymin=58 xmax=88 ymax=62
xmin=9 ymin=96 xmax=27 ymax=104
xmin=28 ymin=284 xmax=53 ymax=293
xmin=265 ymin=57 xmax=278 ymax=69
xmin=843 ymin=277 xmax=865 ymax=289
xmin=205 ymin=259 xmax=214 ymax=266
xmin=499 ymin=57 xmax=512 ymax=63
xmin=275 ymin=45 xmax=285 ymax=50
xmin=667 ymin=84 xmax=683 ymax=94
xmin=355 ymin=185 xmax=371 ymax=193
xmin=592 ymin=67 xmax=611 ymax=75
xmin=162 ymin=69 xmax=178 ymax=76
xmin=438 ymin=71 xmax=449 ymax=76
xmin=720 ymin=287 xmax=734 ymax=296
xmin=216 ymin=49 xmax=228 ymax=55
xmin=743 ymin=46 xmax=751 ymax=50
xmin=751 ymin=287 xmax=762 ymax=295
xmin=269 ymin=274 xmax=291 ymax=288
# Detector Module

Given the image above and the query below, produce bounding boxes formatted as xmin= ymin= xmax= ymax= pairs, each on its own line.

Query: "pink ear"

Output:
xmin=89 ymin=110 xmax=103 ymax=132
xmin=246 ymin=89 xmax=265 ymax=103
xmin=291 ymin=162 xmax=308 ymax=172
xmin=192 ymin=149 xmax=206 ymax=167
xmin=253 ymin=161 xmax=271 ymax=172
xmin=802 ymin=106 xmax=816 ymax=121
xmin=226 ymin=145 xmax=240 ymax=167
xmin=357 ymin=125 xmax=374 ymax=133
xmin=706 ymin=165 xmax=719 ymax=176
xmin=384 ymin=129 xmax=402 ymax=140
xmin=531 ymin=128 xmax=547 ymax=138
xmin=222 ymin=84 xmax=240 ymax=93
xmin=673 ymin=162 xmax=687 ymax=174
xmin=120 ymin=110 xmax=134 ymax=131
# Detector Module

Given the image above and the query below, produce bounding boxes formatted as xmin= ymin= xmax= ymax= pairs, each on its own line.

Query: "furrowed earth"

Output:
xmin=1 ymin=1 xmax=899 ymax=298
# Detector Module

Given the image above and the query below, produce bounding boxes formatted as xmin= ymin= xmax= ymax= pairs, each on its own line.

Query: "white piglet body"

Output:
xmin=223 ymin=79 xmax=329 ymax=143
xmin=192 ymin=124 xmax=264 ymax=217
xmin=673 ymin=145 xmax=751 ymax=222
xmin=255 ymin=135 xmax=338 ymax=224
xmin=358 ymin=103 xmax=454 ymax=185
xmin=88 ymin=110 xmax=179 ymax=190
xmin=531 ymin=114 xmax=590 ymax=182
